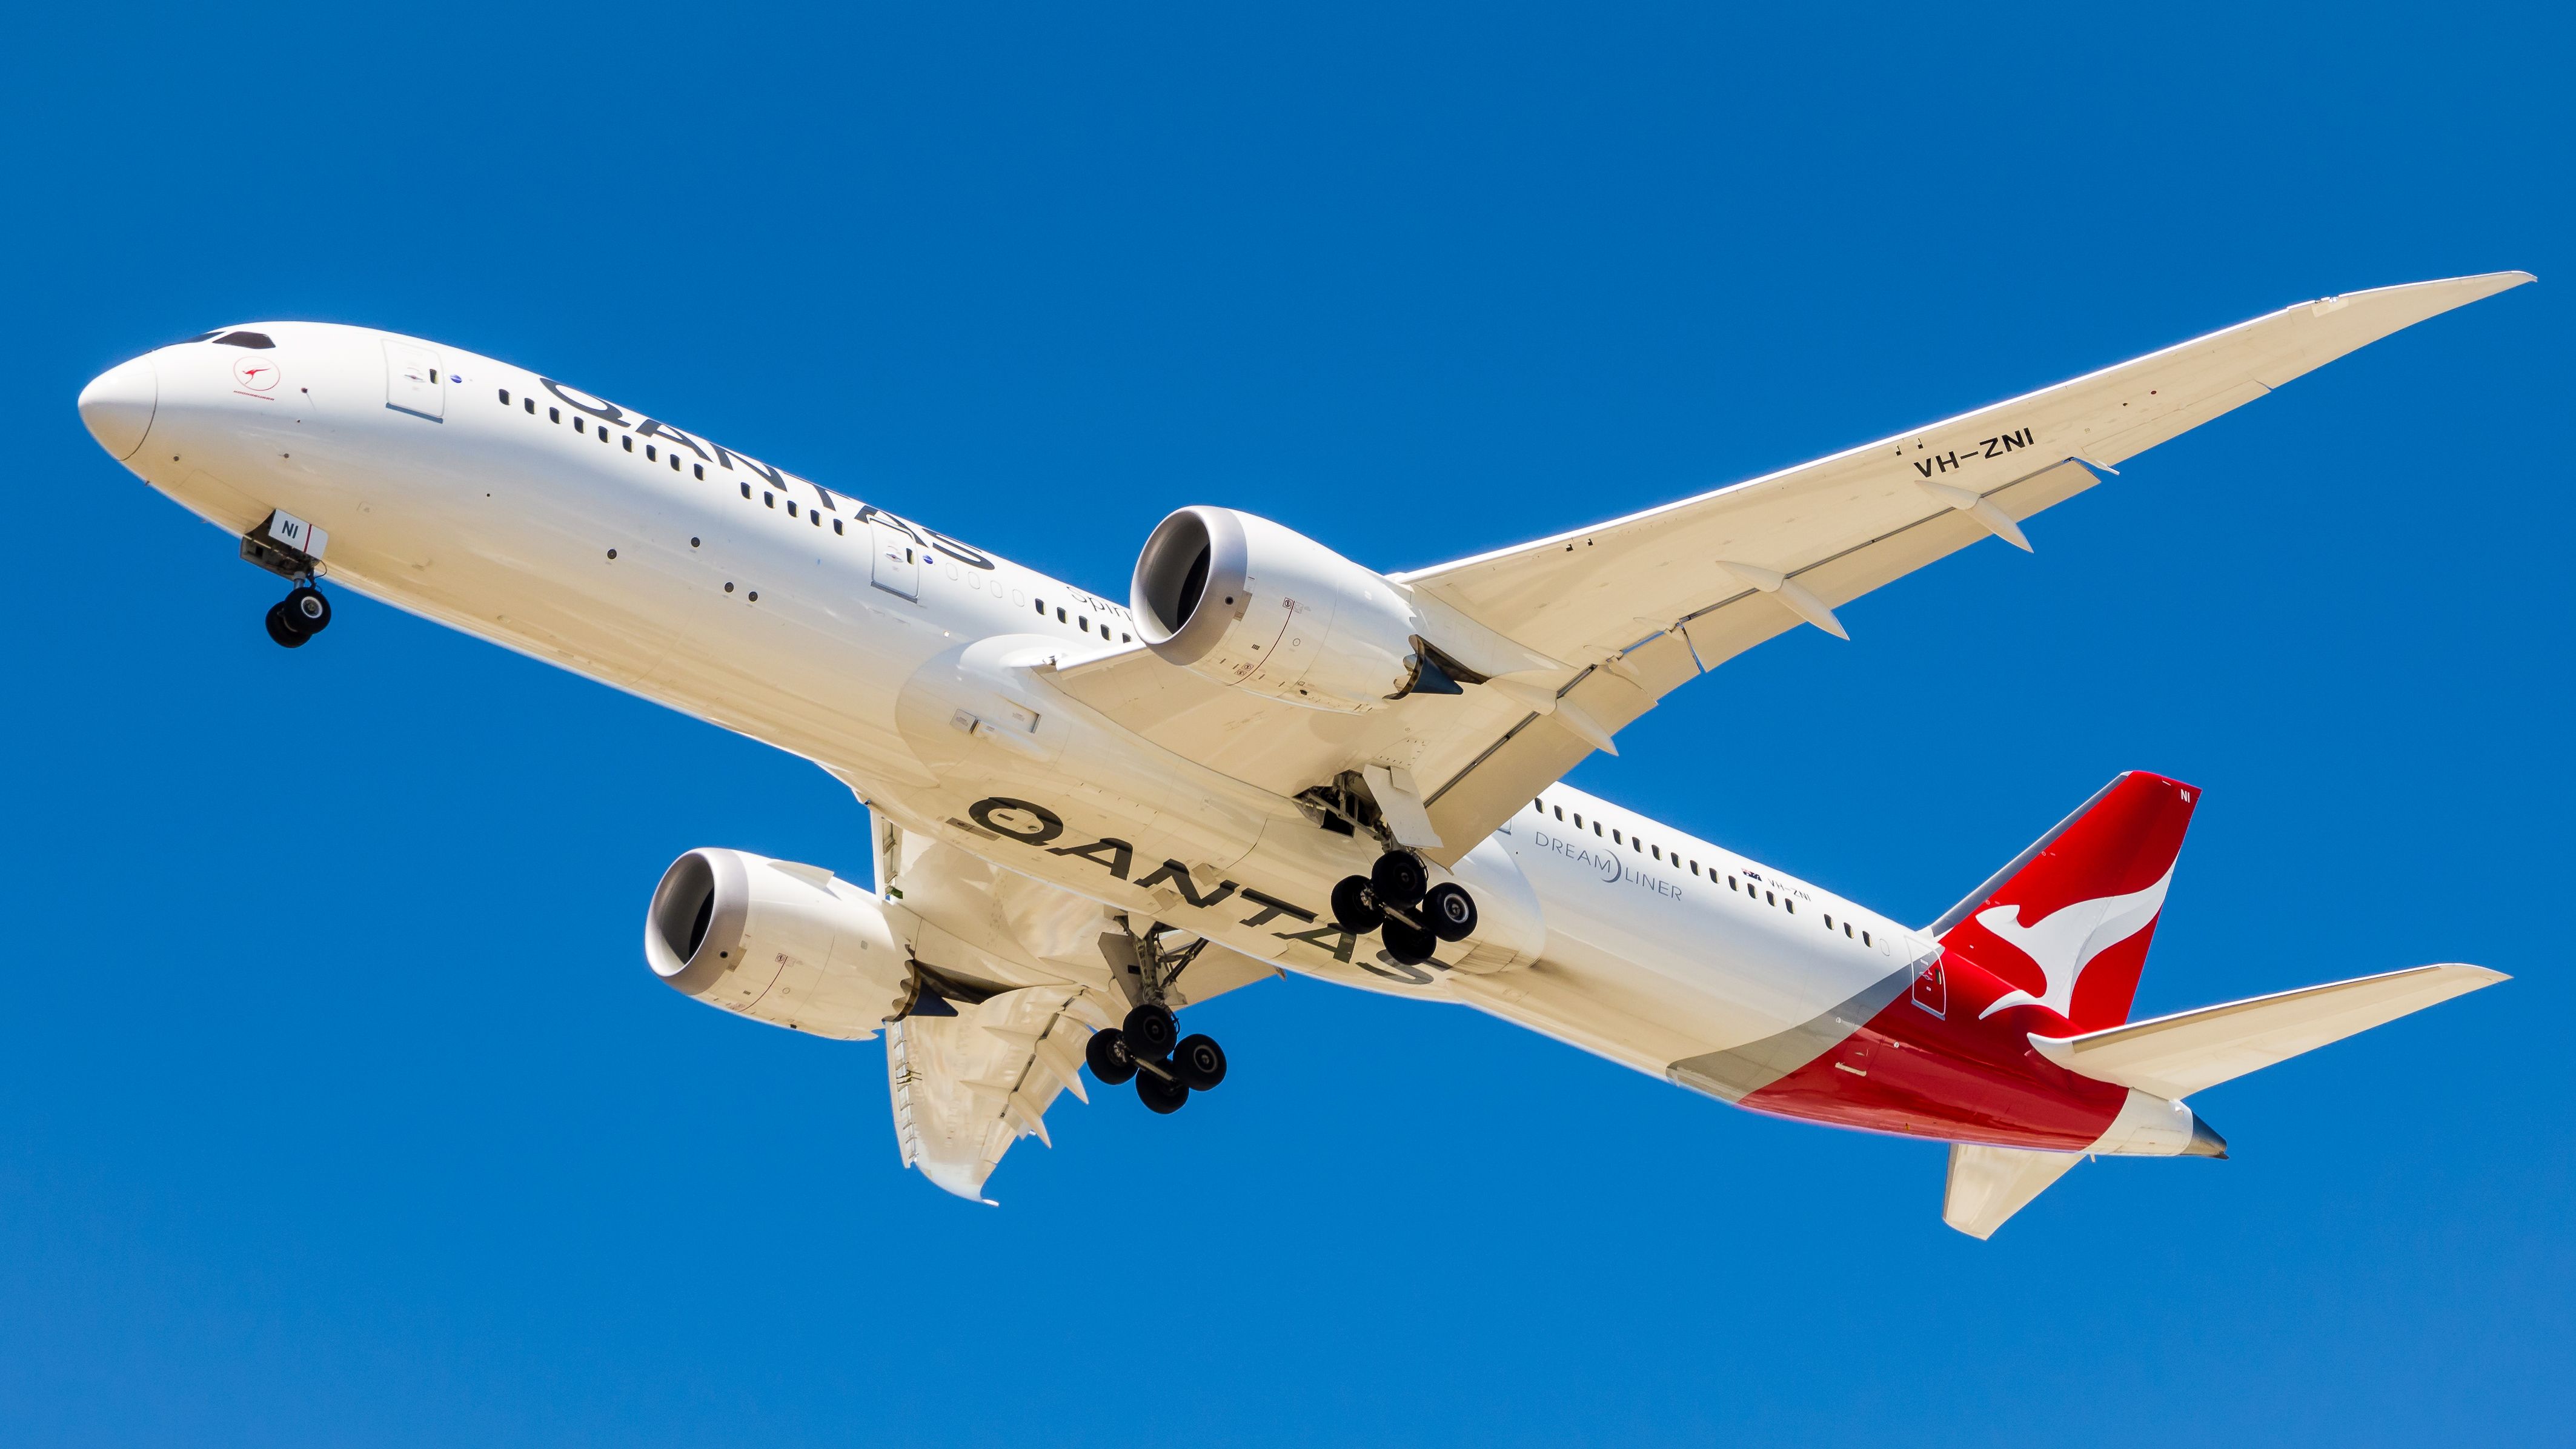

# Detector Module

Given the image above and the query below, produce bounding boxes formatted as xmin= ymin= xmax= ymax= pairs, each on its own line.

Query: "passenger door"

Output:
xmin=383 ymin=339 xmax=444 ymax=420
xmin=870 ymin=521 xmax=920 ymax=600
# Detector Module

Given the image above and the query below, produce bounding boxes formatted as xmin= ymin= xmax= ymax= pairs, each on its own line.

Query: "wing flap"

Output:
xmin=888 ymin=984 xmax=1102 ymax=1203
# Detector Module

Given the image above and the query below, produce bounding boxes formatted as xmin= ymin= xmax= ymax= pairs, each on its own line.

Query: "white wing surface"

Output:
xmin=1057 ymin=273 xmax=2531 ymax=862
xmin=887 ymin=984 xmax=1107 ymax=1202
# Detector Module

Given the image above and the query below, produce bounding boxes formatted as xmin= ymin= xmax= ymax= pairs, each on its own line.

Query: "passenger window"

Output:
xmin=1728 ymin=877 xmax=1738 ymax=890
xmin=1533 ymin=801 xmax=1545 ymax=817
xmin=1824 ymin=914 xmax=1833 ymax=929
xmin=1593 ymin=822 xmax=1603 ymax=837
xmin=1080 ymin=617 xmax=1090 ymax=632
xmin=811 ymin=511 xmax=822 ymax=526
xmin=549 ymin=406 xmax=561 ymax=423
xmin=1057 ymin=608 xmax=1067 ymax=622
xmin=498 ymin=388 xmax=511 ymax=405
xmin=1845 ymin=923 xmax=1854 ymax=937
xmin=1862 ymin=931 xmax=1873 ymax=947
xmin=1035 ymin=600 xmax=1046 ymax=615
xmin=622 ymin=436 xmax=633 ymax=452
xmin=788 ymin=500 xmax=799 ymax=517
xmin=1612 ymin=830 xmax=1621 ymax=844
xmin=1121 ymin=632 xmax=1132 ymax=642
xmin=524 ymin=398 xmax=536 ymax=414
xmin=1690 ymin=863 xmax=1700 ymax=876
xmin=1554 ymin=806 xmax=1563 ymax=820
xmin=646 ymin=445 xmax=657 ymax=462
xmin=765 ymin=492 xmax=775 ymax=508
xmin=1651 ymin=846 xmax=1661 ymax=861
xmin=575 ymin=419 xmax=585 ymax=434
xmin=694 ymin=464 xmax=704 ymax=479
xmin=832 ymin=519 xmax=843 ymax=534
xmin=741 ymin=483 xmax=751 ymax=499
xmin=669 ymin=454 xmax=680 ymax=471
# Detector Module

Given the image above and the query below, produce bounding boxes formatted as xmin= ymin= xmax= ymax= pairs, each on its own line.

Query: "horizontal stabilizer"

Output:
xmin=1944 ymin=1143 xmax=2083 ymax=1239
xmin=2029 ymin=963 xmax=2506 ymax=1099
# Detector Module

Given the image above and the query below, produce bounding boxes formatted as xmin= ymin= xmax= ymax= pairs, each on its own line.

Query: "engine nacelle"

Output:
xmin=1132 ymin=506 xmax=1434 ymax=714
xmin=645 ymin=848 xmax=916 ymax=1040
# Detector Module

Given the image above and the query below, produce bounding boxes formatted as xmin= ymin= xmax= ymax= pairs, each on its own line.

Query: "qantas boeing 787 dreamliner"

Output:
xmin=78 ymin=273 xmax=2529 ymax=1235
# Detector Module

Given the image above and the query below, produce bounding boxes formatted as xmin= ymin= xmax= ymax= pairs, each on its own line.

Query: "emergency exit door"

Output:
xmin=871 ymin=522 xmax=920 ymax=600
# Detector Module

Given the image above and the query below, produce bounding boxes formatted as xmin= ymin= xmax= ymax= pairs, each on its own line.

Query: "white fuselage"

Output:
xmin=106 ymin=323 xmax=1925 ymax=1085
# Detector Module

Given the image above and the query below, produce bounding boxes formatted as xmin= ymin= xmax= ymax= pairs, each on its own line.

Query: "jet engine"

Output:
xmin=1132 ymin=506 xmax=1467 ymax=713
xmin=644 ymin=847 xmax=917 ymax=1039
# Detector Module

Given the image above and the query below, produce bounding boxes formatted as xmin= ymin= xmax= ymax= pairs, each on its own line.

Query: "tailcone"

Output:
xmin=2183 ymin=1112 xmax=2228 ymax=1159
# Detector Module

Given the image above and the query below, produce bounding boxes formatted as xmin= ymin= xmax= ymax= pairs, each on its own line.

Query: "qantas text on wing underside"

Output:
xmin=77 ymin=275 xmax=2530 ymax=1235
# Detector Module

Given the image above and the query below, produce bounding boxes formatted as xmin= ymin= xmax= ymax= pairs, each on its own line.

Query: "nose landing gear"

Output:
xmin=242 ymin=510 xmax=336 ymax=651
xmin=263 ymin=585 xmax=332 ymax=649
xmin=1330 ymin=850 xmax=1478 ymax=966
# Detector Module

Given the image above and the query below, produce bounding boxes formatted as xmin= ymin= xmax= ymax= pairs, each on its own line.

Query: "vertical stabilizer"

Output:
xmin=1936 ymin=772 xmax=2199 ymax=1032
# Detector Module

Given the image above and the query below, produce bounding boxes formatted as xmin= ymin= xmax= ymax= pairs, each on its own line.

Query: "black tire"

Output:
xmin=284 ymin=586 xmax=331 ymax=634
xmin=1382 ymin=916 xmax=1438 ymax=966
xmin=1085 ymin=1027 xmax=1138 ymax=1086
xmin=1173 ymin=1033 xmax=1228 ymax=1090
xmin=1123 ymin=1003 xmax=1178 ymax=1058
xmin=1370 ymin=850 xmax=1427 ymax=907
xmin=1136 ymin=1067 xmax=1189 ymax=1114
xmin=264 ymin=602 xmax=309 ymax=648
xmin=1330 ymin=875 xmax=1384 ymax=933
xmin=1424 ymin=883 xmax=1478 ymax=942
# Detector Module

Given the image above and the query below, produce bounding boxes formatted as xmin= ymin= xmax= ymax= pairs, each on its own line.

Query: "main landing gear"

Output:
xmin=1087 ymin=919 xmax=1230 ymax=1113
xmin=1330 ymin=849 xmax=1477 ymax=966
xmin=263 ymin=584 xmax=332 ymax=649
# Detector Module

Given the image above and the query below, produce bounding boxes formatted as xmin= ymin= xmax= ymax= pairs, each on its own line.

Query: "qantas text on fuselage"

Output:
xmin=76 ymin=276 xmax=2529 ymax=1233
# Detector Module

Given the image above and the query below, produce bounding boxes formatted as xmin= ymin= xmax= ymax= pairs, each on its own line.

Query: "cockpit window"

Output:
xmin=180 ymin=330 xmax=225 ymax=343
xmin=213 ymin=331 xmax=275 ymax=350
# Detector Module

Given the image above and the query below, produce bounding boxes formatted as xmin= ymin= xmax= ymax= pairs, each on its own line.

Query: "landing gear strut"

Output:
xmin=1332 ymin=849 xmax=1478 ymax=967
xmin=1088 ymin=917 xmax=1230 ymax=1113
xmin=243 ymin=510 xmax=334 ymax=651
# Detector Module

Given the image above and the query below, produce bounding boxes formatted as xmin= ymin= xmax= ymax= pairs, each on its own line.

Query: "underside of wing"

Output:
xmin=1053 ymin=274 xmax=2531 ymax=863
xmin=888 ymin=984 xmax=1107 ymax=1202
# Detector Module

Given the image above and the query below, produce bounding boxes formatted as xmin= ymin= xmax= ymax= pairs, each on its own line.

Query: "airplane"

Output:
xmin=76 ymin=272 xmax=2529 ymax=1236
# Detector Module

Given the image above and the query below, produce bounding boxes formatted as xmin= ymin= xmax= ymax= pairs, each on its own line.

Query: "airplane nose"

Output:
xmin=78 ymin=354 xmax=158 ymax=461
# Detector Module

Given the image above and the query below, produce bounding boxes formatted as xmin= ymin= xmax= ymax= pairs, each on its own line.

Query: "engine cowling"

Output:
xmin=645 ymin=848 xmax=916 ymax=1039
xmin=1131 ymin=506 xmax=1432 ymax=713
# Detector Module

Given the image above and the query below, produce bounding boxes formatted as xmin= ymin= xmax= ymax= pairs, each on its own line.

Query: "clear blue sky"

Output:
xmin=6 ymin=4 xmax=2568 ymax=1445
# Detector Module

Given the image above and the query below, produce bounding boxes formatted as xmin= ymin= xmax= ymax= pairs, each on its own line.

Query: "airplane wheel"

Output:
xmin=1136 ymin=1067 xmax=1189 ymax=1114
xmin=1123 ymin=1003 xmax=1178 ymax=1058
xmin=1330 ymin=875 xmax=1384 ymax=933
xmin=1173 ymin=1033 xmax=1227 ymax=1090
xmin=1424 ymin=883 xmax=1477 ymax=942
xmin=1382 ymin=917 xmax=1438 ymax=966
xmin=284 ymin=585 xmax=332 ymax=634
xmin=1370 ymin=851 xmax=1427 ymax=907
xmin=264 ymin=602 xmax=310 ymax=649
xmin=1086 ymin=1027 xmax=1138 ymax=1086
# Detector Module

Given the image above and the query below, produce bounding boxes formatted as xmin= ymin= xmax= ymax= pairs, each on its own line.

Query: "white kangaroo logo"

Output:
xmin=1974 ymin=862 xmax=2174 ymax=1020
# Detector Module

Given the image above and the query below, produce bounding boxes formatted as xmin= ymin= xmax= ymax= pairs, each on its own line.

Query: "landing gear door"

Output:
xmin=383 ymin=339 xmax=444 ymax=421
xmin=870 ymin=522 xmax=920 ymax=601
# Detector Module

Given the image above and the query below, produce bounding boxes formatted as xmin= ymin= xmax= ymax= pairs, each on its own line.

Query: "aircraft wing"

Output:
xmin=886 ymin=983 xmax=1105 ymax=1203
xmin=1055 ymin=273 xmax=2531 ymax=863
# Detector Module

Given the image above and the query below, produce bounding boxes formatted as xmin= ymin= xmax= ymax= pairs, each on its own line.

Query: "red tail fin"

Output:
xmin=1933 ymin=772 xmax=2199 ymax=1032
